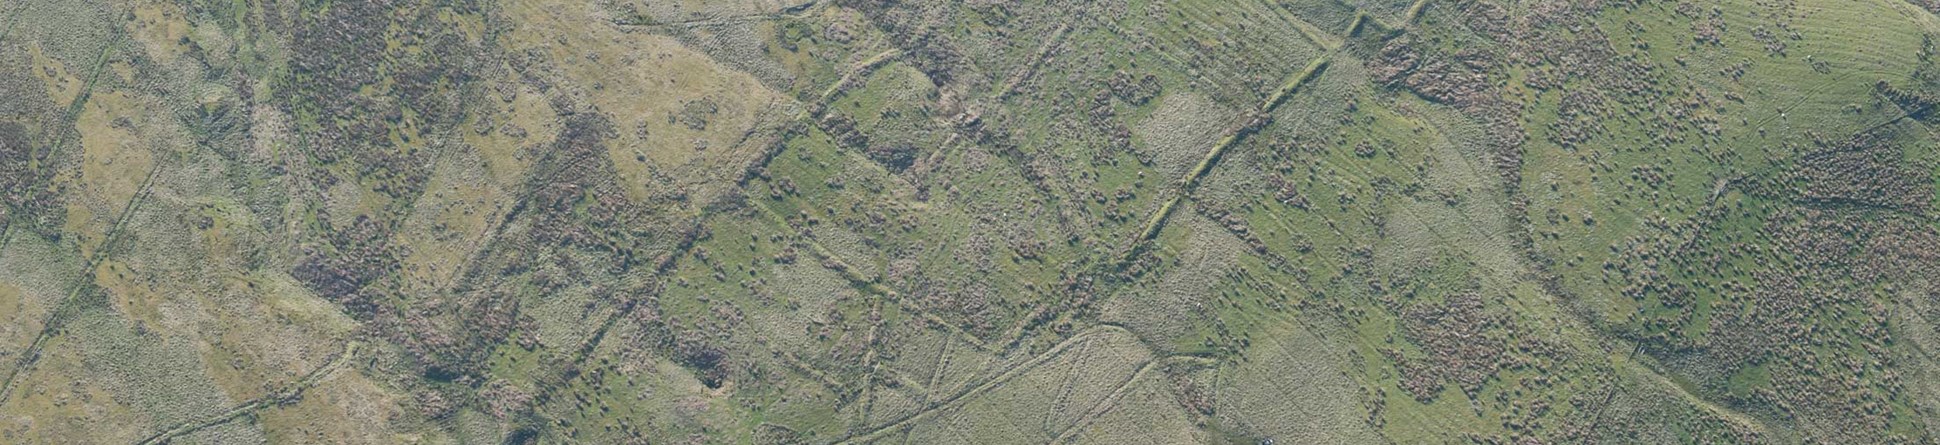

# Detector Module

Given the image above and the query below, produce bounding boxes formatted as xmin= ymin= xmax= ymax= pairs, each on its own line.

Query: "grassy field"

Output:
xmin=1 ymin=0 xmax=1938 ymax=443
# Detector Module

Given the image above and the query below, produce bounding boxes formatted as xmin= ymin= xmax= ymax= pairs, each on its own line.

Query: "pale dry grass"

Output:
xmin=0 ymin=234 xmax=83 ymax=364
xmin=393 ymin=146 xmax=515 ymax=294
xmin=500 ymin=0 xmax=790 ymax=203
xmin=1069 ymin=363 xmax=1206 ymax=445
xmin=73 ymin=91 xmax=155 ymax=232
xmin=813 ymin=224 xmax=881 ymax=280
xmin=257 ymin=368 xmax=408 ymax=444
xmin=0 ymin=333 xmax=146 ymax=444
xmin=1904 ymin=284 xmax=1940 ymax=438
xmin=751 ymin=259 xmax=856 ymax=352
xmin=902 ymin=328 xmax=1154 ymax=444
xmin=66 ymin=304 xmax=246 ymax=439
xmin=1101 ymin=212 xmax=1244 ymax=348
xmin=1214 ymin=321 xmax=1378 ymax=445
xmin=1133 ymin=91 xmax=1239 ymax=180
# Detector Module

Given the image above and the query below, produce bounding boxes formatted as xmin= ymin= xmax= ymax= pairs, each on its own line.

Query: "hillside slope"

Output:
xmin=2 ymin=0 xmax=1938 ymax=443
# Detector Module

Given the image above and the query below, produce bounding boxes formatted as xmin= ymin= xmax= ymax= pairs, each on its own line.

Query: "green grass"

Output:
xmin=8 ymin=0 xmax=1940 ymax=442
